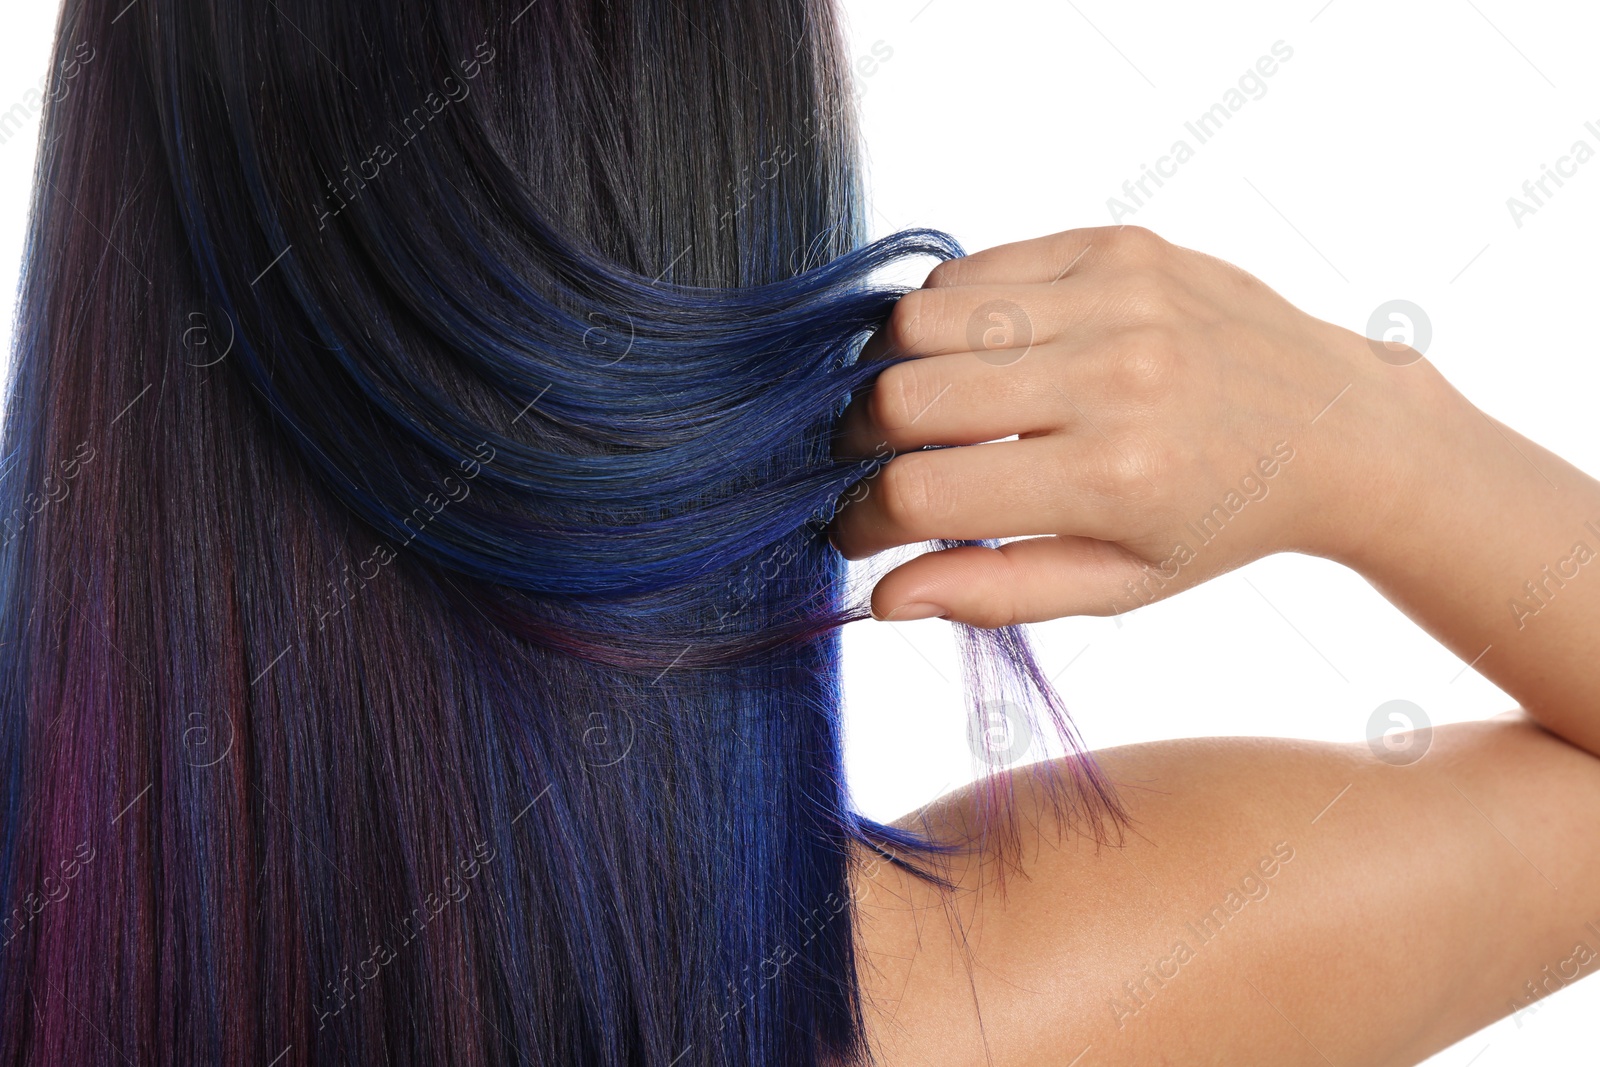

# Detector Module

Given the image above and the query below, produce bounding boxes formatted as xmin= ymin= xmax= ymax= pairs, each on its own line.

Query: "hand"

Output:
xmin=826 ymin=225 xmax=1440 ymax=626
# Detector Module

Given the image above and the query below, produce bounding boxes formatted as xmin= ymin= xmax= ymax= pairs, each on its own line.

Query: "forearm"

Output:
xmin=1339 ymin=360 xmax=1600 ymax=754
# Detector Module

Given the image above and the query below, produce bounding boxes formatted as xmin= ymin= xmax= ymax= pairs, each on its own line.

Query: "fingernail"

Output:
xmin=884 ymin=602 xmax=946 ymax=621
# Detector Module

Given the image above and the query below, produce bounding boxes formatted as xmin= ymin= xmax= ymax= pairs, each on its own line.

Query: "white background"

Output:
xmin=2 ymin=2 xmax=1597 ymax=1063
xmin=834 ymin=2 xmax=1600 ymax=1064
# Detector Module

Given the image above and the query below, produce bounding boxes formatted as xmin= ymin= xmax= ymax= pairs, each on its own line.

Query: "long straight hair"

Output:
xmin=0 ymin=1 xmax=1122 ymax=1063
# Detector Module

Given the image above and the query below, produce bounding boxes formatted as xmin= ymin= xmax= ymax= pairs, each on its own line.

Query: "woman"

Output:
xmin=1 ymin=1 xmax=1594 ymax=1066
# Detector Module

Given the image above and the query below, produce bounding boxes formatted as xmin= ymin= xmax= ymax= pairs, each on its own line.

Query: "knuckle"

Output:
xmin=1120 ymin=438 xmax=1169 ymax=498
xmin=875 ymin=452 xmax=948 ymax=532
xmin=1051 ymin=226 xmax=1098 ymax=249
xmin=964 ymin=602 xmax=1018 ymax=629
xmin=1109 ymin=326 xmax=1177 ymax=396
xmin=923 ymin=258 xmax=965 ymax=289
xmin=1214 ymin=257 xmax=1265 ymax=301
xmin=1087 ymin=437 xmax=1165 ymax=501
xmin=885 ymin=289 xmax=930 ymax=355
xmin=1119 ymin=271 xmax=1176 ymax=323
xmin=1078 ymin=443 xmax=1121 ymax=497
xmin=866 ymin=359 xmax=926 ymax=435
xmin=1109 ymin=224 xmax=1167 ymax=260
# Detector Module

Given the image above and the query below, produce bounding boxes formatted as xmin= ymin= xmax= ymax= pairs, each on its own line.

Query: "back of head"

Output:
xmin=0 ymin=1 xmax=1119 ymax=1064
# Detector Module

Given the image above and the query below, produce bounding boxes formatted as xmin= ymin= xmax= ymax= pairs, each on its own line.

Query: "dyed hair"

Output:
xmin=0 ymin=1 xmax=1122 ymax=1064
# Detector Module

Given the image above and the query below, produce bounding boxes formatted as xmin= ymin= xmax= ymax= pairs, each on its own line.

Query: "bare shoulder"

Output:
xmin=852 ymin=714 xmax=1600 ymax=1067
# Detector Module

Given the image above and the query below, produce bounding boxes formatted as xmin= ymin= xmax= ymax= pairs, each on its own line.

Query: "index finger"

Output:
xmin=856 ymin=226 xmax=1148 ymax=362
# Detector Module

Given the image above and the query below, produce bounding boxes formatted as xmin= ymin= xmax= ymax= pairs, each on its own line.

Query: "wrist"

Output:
xmin=1301 ymin=333 xmax=1472 ymax=576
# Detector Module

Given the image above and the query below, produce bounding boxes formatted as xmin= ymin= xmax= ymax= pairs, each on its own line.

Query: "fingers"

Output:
xmin=920 ymin=226 xmax=1146 ymax=289
xmin=826 ymin=435 xmax=1136 ymax=560
xmin=854 ymin=225 xmax=1174 ymax=363
xmin=836 ymin=321 xmax=1172 ymax=461
xmin=830 ymin=224 xmax=1197 ymax=627
xmin=867 ymin=536 xmax=1177 ymax=626
xmin=858 ymin=282 xmax=1084 ymax=364
xmin=833 ymin=350 xmax=1070 ymax=458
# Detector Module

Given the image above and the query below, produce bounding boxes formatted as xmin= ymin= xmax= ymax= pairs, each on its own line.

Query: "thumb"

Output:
xmin=870 ymin=536 xmax=1187 ymax=627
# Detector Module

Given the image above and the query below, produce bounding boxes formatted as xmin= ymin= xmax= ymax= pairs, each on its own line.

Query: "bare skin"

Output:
xmin=833 ymin=226 xmax=1600 ymax=1065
